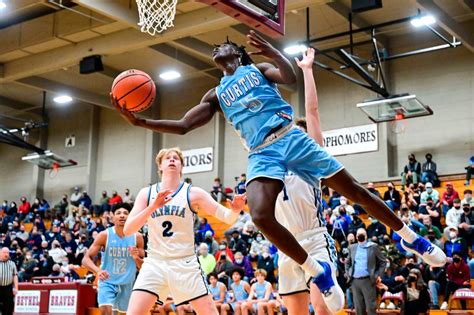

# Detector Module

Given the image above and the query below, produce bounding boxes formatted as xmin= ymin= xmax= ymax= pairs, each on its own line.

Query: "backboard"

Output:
xmin=22 ymin=150 xmax=77 ymax=169
xmin=356 ymin=94 xmax=433 ymax=123
xmin=197 ymin=0 xmax=285 ymax=38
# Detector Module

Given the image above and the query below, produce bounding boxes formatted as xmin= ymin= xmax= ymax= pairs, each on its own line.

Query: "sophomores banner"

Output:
xmin=322 ymin=124 xmax=378 ymax=156
xmin=183 ymin=147 xmax=213 ymax=174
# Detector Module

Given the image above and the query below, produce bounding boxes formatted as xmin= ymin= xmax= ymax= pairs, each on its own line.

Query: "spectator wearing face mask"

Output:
xmin=420 ymin=182 xmax=439 ymax=205
xmin=401 ymin=154 xmax=421 ymax=189
xmin=18 ymin=197 xmax=31 ymax=222
xmin=330 ymin=206 xmax=352 ymax=245
xmin=331 ymin=196 xmax=355 ymax=217
xmin=70 ymin=187 xmax=81 ymax=207
xmin=122 ymin=188 xmax=134 ymax=205
xmin=108 ymin=190 xmax=122 ymax=206
xmin=233 ymin=251 xmax=254 ymax=282
xmin=249 ymin=233 xmax=271 ymax=261
xmin=383 ymin=182 xmax=401 ymax=211
xmin=49 ymin=240 xmax=67 ymax=264
xmin=441 ymin=182 xmax=460 ymax=216
xmin=0 ymin=200 xmax=8 ymax=216
xmin=462 ymin=189 xmax=474 ymax=207
xmin=203 ymin=230 xmax=219 ymax=255
xmin=419 ymin=216 xmax=442 ymax=242
xmin=229 ymin=230 xmax=248 ymax=256
xmin=418 ymin=196 xmax=442 ymax=230
xmin=224 ymin=210 xmax=251 ymax=241
xmin=18 ymin=251 xmax=39 ymax=282
xmin=215 ymin=241 xmax=234 ymax=262
xmin=95 ymin=191 xmax=110 ymax=216
xmin=256 ymin=249 xmax=276 ymax=284
xmin=197 ymin=243 xmax=216 ymax=276
xmin=444 ymin=226 xmax=468 ymax=260
xmin=215 ymin=253 xmax=234 ymax=285
xmin=53 ymin=194 xmax=68 ymax=216
xmin=421 ymin=153 xmax=438 ymax=185
xmin=78 ymin=191 xmax=92 ymax=210
xmin=380 ymin=235 xmax=402 ymax=267
xmin=441 ymin=252 xmax=470 ymax=310
xmin=366 ymin=217 xmax=387 ymax=240
xmin=241 ymin=222 xmax=256 ymax=248
xmin=444 ymin=199 xmax=463 ymax=237
xmin=366 ymin=182 xmax=381 ymax=198
xmin=328 ymin=190 xmax=341 ymax=209
xmin=459 ymin=203 xmax=474 ymax=247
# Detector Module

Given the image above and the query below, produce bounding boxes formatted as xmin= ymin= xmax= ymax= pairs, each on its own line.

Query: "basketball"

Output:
xmin=111 ymin=69 xmax=156 ymax=112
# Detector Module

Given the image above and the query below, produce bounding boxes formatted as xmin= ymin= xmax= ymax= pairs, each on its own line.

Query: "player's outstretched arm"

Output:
xmin=246 ymin=30 xmax=296 ymax=84
xmin=190 ymin=187 xmax=247 ymax=225
xmin=295 ymin=48 xmax=323 ymax=147
xmin=82 ymin=231 xmax=108 ymax=279
xmin=112 ymin=88 xmax=220 ymax=134
xmin=123 ymin=188 xmax=173 ymax=236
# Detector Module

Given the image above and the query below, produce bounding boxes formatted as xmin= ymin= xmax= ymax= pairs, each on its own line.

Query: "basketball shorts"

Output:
xmin=247 ymin=126 xmax=344 ymax=185
xmin=133 ymin=254 xmax=209 ymax=306
xmin=278 ymin=227 xmax=338 ymax=295
xmin=98 ymin=281 xmax=133 ymax=313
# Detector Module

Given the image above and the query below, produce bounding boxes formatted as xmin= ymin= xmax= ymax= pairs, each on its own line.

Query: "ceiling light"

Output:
xmin=410 ymin=15 xmax=436 ymax=27
xmin=159 ymin=70 xmax=181 ymax=81
xmin=53 ymin=95 xmax=73 ymax=104
xmin=283 ymin=44 xmax=307 ymax=55
xmin=0 ymin=1 xmax=6 ymax=9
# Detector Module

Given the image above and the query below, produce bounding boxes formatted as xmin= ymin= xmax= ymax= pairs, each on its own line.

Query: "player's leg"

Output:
xmin=323 ymin=169 xmax=446 ymax=266
xmin=220 ymin=303 xmax=230 ymax=315
xmin=126 ymin=291 xmax=157 ymax=315
xmin=240 ymin=300 xmax=251 ymax=315
xmin=99 ymin=305 xmax=113 ymax=315
xmin=257 ymin=301 xmax=267 ymax=315
xmin=187 ymin=295 xmax=218 ymax=315
xmin=309 ymin=283 xmax=331 ymax=315
xmin=282 ymin=293 xmax=309 ymax=315
xmin=97 ymin=282 xmax=116 ymax=315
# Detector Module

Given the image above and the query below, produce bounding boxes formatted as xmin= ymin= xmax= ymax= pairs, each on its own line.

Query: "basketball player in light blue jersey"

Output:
xmin=114 ymin=30 xmax=446 ymax=310
xmin=220 ymin=268 xmax=250 ymax=315
xmin=82 ymin=203 xmax=145 ymax=315
xmin=241 ymin=269 xmax=272 ymax=315
xmin=208 ymin=272 xmax=227 ymax=313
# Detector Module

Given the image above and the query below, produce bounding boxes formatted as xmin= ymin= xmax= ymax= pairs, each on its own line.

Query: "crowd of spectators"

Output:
xmin=2 ymin=163 xmax=474 ymax=314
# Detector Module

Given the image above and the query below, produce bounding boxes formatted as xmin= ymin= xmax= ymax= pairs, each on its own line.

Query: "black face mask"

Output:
xmin=463 ymin=207 xmax=470 ymax=213
xmin=455 ymin=206 xmax=461 ymax=209
xmin=340 ymin=211 xmax=346 ymax=216
xmin=453 ymin=257 xmax=461 ymax=263
xmin=383 ymin=238 xmax=391 ymax=245
xmin=406 ymin=263 xmax=415 ymax=269
xmin=357 ymin=235 xmax=366 ymax=242
xmin=408 ymin=275 xmax=417 ymax=283
xmin=409 ymin=158 xmax=415 ymax=162
xmin=428 ymin=235 xmax=435 ymax=242
xmin=388 ymin=187 xmax=393 ymax=191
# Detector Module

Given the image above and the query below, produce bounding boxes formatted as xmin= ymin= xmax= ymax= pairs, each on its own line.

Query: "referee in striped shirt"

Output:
xmin=1 ymin=247 xmax=18 ymax=315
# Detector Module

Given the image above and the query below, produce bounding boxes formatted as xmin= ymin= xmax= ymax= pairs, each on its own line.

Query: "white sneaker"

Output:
xmin=387 ymin=302 xmax=396 ymax=309
xmin=440 ymin=301 xmax=448 ymax=310
xmin=379 ymin=302 xmax=386 ymax=309
xmin=401 ymin=237 xmax=447 ymax=267
xmin=312 ymin=261 xmax=345 ymax=313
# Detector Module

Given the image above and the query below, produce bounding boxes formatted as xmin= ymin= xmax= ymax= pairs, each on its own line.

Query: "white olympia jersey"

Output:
xmin=146 ymin=182 xmax=196 ymax=259
xmin=275 ymin=172 xmax=326 ymax=235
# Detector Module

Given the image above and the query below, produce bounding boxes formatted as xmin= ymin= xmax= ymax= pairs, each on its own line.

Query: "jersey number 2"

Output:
xmin=162 ymin=221 xmax=174 ymax=237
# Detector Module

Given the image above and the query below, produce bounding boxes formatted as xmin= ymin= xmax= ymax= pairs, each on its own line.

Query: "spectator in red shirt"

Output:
xmin=441 ymin=182 xmax=459 ymax=217
xmin=18 ymin=197 xmax=31 ymax=222
xmin=108 ymin=191 xmax=122 ymax=206
xmin=441 ymin=252 xmax=470 ymax=310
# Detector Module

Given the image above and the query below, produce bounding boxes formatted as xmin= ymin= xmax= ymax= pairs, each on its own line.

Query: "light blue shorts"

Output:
xmin=98 ymin=281 xmax=133 ymax=313
xmin=247 ymin=127 xmax=344 ymax=186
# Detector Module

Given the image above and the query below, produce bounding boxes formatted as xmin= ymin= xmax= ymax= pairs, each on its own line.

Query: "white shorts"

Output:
xmin=278 ymin=228 xmax=338 ymax=296
xmin=133 ymin=254 xmax=209 ymax=305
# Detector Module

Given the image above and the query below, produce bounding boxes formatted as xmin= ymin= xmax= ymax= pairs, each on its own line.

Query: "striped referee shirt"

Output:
xmin=0 ymin=259 xmax=17 ymax=286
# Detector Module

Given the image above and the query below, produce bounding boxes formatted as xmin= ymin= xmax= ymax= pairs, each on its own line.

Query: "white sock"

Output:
xmin=396 ymin=224 xmax=418 ymax=243
xmin=301 ymin=255 xmax=324 ymax=277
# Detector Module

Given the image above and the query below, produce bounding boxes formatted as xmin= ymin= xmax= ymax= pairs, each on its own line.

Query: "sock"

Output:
xmin=301 ymin=255 xmax=324 ymax=277
xmin=396 ymin=224 xmax=418 ymax=243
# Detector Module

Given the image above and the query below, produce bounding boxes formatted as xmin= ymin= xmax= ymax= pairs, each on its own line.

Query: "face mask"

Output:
xmin=408 ymin=275 xmax=417 ymax=283
xmin=372 ymin=219 xmax=379 ymax=224
xmin=449 ymin=231 xmax=457 ymax=239
xmin=388 ymin=187 xmax=393 ymax=191
xmin=383 ymin=238 xmax=391 ymax=245
xmin=426 ymin=188 xmax=433 ymax=193
xmin=407 ymin=263 xmax=415 ymax=269
xmin=463 ymin=207 xmax=470 ymax=213
xmin=386 ymin=262 xmax=391 ymax=269
xmin=453 ymin=257 xmax=461 ymax=263
xmin=409 ymin=158 xmax=415 ymax=162
xmin=427 ymin=203 xmax=433 ymax=207
xmin=219 ymin=245 xmax=226 ymax=250
xmin=428 ymin=235 xmax=435 ymax=242
xmin=256 ymin=236 xmax=263 ymax=242
xmin=466 ymin=195 xmax=472 ymax=201
xmin=340 ymin=211 xmax=346 ymax=216
xmin=26 ymin=255 xmax=31 ymax=260
xmin=235 ymin=259 xmax=243 ymax=264
xmin=454 ymin=205 xmax=461 ymax=209
xmin=357 ymin=235 xmax=366 ymax=242
xmin=340 ymin=200 xmax=347 ymax=206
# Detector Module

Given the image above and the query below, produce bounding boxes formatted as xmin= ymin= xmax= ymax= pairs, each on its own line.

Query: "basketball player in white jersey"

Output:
xmin=123 ymin=148 xmax=247 ymax=315
xmin=275 ymin=48 xmax=340 ymax=314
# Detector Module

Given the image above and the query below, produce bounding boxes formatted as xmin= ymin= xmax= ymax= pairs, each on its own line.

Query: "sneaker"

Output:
xmin=379 ymin=302 xmax=386 ymax=309
xmin=401 ymin=237 xmax=447 ymax=267
xmin=387 ymin=302 xmax=396 ymax=309
xmin=440 ymin=301 xmax=448 ymax=310
xmin=312 ymin=261 xmax=344 ymax=313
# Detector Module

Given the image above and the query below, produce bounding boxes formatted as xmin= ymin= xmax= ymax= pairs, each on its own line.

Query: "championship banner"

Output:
xmin=48 ymin=289 xmax=78 ymax=313
xmin=322 ymin=124 xmax=378 ymax=156
xmin=14 ymin=290 xmax=41 ymax=313
xmin=182 ymin=147 xmax=213 ymax=174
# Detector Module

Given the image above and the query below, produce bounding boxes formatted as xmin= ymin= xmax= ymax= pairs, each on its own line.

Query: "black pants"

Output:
xmin=467 ymin=167 xmax=473 ymax=182
xmin=444 ymin=281 xmax=470 ymax=309
xmin=0 ymin=284 xmax=14 ymax=315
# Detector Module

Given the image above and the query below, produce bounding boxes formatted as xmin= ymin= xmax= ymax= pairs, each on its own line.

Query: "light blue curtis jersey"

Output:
xmin=254 ymin=281 xmax=271 ymax=299
xmin=216 ymin=64 xmax=294 ymax=151
xmin=100 ymin=227 xmax=137 ymax=285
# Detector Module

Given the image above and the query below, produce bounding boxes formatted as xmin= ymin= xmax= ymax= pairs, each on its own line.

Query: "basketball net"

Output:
xmin=136 ymin=0 xmax=178 ymax=36
xmin=390 ymin=113 xmax=407 ymax=134
xmin=49 ymin=162 xmax=60 ymax=179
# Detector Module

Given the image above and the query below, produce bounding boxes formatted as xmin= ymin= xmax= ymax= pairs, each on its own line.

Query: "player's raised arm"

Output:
xmin=112 ymin=88 xmax=220 ymax=135
xmin=82 ymin=231 xmax=108 ymax=279
xmin=123 ymin=187 xmax=173 ymax=236
xmin=190 ymin=186 xmax=247 ymax=225
xmin=295 ymin=48 xmax=323 ymax=147
xmin=247 ymin=30 xmax=296 ymax=84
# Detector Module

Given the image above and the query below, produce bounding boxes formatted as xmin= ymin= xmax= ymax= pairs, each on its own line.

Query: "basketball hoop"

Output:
xmin=390 ymin=113 xmax=407 ymax=134
xmin=136 ymin=0 xmax=178 ymax=36
xmin=49 ymin=162 xmax=60 ymax=179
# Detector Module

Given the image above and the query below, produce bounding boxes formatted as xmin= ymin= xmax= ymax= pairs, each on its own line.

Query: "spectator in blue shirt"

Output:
xmin=78 ymin=191 xmax=92 ymax=210
xmin=235 ymin=173 xmax=247 ymax=195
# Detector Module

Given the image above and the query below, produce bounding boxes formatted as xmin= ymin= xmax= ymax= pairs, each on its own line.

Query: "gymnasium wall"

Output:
xmin=1 ymin=32 xmax=473 ymax=203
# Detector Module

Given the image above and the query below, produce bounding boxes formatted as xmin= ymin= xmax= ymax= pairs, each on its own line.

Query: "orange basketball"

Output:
xmin=111 ymin=69 xmax=156 ymax=113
